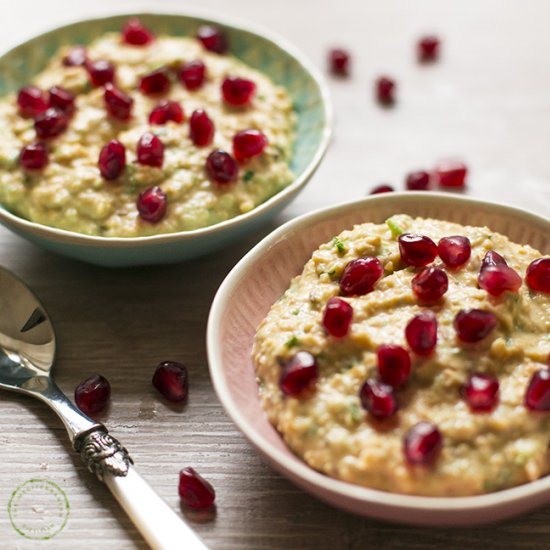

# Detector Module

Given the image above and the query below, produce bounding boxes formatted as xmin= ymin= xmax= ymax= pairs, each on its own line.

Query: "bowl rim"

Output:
xmin=207 ymin=192 xmax=550 ymax=513
xmin=0 ymin=5 xmax=332 ymax=248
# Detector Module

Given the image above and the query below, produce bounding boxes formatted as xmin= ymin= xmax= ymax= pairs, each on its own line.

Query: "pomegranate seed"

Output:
xmin=481 ymin=250 xmax=507 ymax=270
xmin=179 ymin=60 xmax=206 ymax=90
xmin=370 ymin=184 xmax=394 ymax=194
xmin=152 ymin=361 xmax=188 ymax=402
xmin=17 ymin=86 xmax=48 ymax=117
xmin=179 ymin=468 xmax=215 ymax=510
xmin=438 ymin=236 xmax=471 ymax=268
xmin=74 ymin=374 xmax=111 ymax=416
xmin=137 ymin=186 xmax=167 ymax=223
xmin=222 ymin=76 xmax=256 ymax=106
xmin=232 ymin=129 xmax=268 ymax=162
xmin=86 ymin=59 xmax=115 ymax=87
xmin=398 ymin=233 xmax=438 ymax=267
xmin=418 ymin=35 xmax=440 ymax=62
xmin=377 ymin=344 xmax=411 ymax=387
xmin=359 ymin=379 xmax=397 ymax=419
xmin=478 ymin=265 xmax=522 ymax=296
xmin=411 ymin=266 xmax=448 ymax=302
xmin=98 ymin=139 xmax=126 ymax=180
xmin=189 ymin=109 xmax=215 ymax=146
xmin=322 ymin=297 xmax=353 ymax=337
xmin=526 ymin=258 xmax=550 ymax=293
xmin=454 ymin=309 xmax=497 ymax=343
xmin=463 ymin=373 xmax=499 ymax=412
xmin=20 ymin=142 xmax=48 ymax=170
xmin=434 ymin=160 xmax=467 ymax=188
xmin=34 ymin=108 xmax=68 ymax=139
xmin=122 ymin=18 xmax=154 ymax=46
xmin=405 ymin=312 xmax=438 ymax=355
xmin=137 ymin=132 xmax=164 ymax=167
xmin=104 ymin=83 xmax=133 ymax=121
xmin=139 ymin=67 xmax=171 ymax=95
xmin=149 ymin=100 xmax=184 ymax=125
xmin=525 ymin=370 xmax=550 ymax=411
xmin=376 ymin=76 xmax=395 ymax=104
xmin=206 ymin=150 xmax=238 ymax=185
xmin=339 ymin=257 xmax=383 ymax=296
xmin=196 ymin=25 xmax=228 ymax=54
xmin=403 ymin=421 xmax=442 ymax=465
xmin=329 ymin=48 xmax=350 ymax=76
xmin=48 ymin=86 xmax=75 ymax=115
xmin=279 ymin=351 xmax=318 ymax=397
xmin=406 ymin=171 xmax=430 ymax=190
xmin=62 ymin=45 xmax=87 ymax=67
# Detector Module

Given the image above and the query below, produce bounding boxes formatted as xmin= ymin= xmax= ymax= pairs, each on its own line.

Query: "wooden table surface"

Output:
xmin=1 ymin=0 xmax=549 ymax=548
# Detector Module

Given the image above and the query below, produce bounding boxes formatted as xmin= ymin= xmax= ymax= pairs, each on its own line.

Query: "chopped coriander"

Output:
xmin=348 ymin=402 xmax=363 ymax=423
xmin=257 ymin=94 xmax=266 ymax=101
xmin=291 ymin=308 xmax=300 ymax=315
xmin=333 ymin=237 xmax=347 ymax=254
xmin=386 ymin=217 xmax=404 ymax=237
xmin=243 ymin=170 xmax=255 ymax=182
xmin=285 ymin=335 xmax=300 ymax=348
xmin=327 ymin=268 xmax=337 ymax=277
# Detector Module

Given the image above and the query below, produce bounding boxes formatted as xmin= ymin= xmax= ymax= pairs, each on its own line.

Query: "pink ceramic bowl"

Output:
xmin=207 ymin=192 xmax=550 ymax=526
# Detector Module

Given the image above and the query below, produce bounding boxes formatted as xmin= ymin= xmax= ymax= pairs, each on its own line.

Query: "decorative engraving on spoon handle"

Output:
xmin=76 ymin=429 xmax=133 ymax=481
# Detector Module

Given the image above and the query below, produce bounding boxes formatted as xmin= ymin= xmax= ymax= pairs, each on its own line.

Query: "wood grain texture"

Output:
xmin=0 ymin=0 xmax=550 ymax=548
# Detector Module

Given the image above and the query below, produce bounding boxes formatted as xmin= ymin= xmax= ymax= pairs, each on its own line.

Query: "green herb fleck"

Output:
xmin=291 ymin=308 xmax=300 ymax=315
xmin=243 ymin=170 xmax=255 ymax=182
xmin=348 ymin=402 xmax=363 ymax=423
xmin=386 ymin=217 xmax=404 ymax=237
xmin=285 ymin=335 xmax=300 ymax=348
xmin=257 ymin=94 xmax=266 ymax=101
xmin=333 ymin=237 xmax=347 ymax=254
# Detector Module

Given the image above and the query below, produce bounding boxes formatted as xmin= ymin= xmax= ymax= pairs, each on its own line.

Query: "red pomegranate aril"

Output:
xmin=463 ymin=373 xmax=499 ymax=412
xmin=34 ymin=108 xmax=68 ymax=139
xmin=122 ymin=18 xmax=155 ymax=46
xmin=152 ymin=361 xmax=188 ymax=402
xmin=62 ymin=45 xmax=87 ymax=67
xmin=329 ymin=48 xmax=350 ymax=76
xmin=17 ymin=86 xmax=48 ymax=117
xmin=189 ymin=109 xmax=215 ymax=146
xmin=206 ymin=150 xmax=238 ymax=185
xmin=376 ymin=76 xmax=395 ymax=104
xmin=322 ymin=297 xmax=353 ymax=337
xmin=370 ymin=184 xmax=394 ymax=194
xmin=149 ymin=100 xmax=184 ymax=125
xmin=481 ymin=250 xmax=507 ymax=270
xmin=377 ymin=344 xmax=411 ymax=387
xmin=279 ymin=351 xmax=318 ymax=397
xmin=139 ymin=68 xmax=171 ymax=95
xmin=526 ymin=258 xmax=550 ymax=293
xmin=406 ymin=171 xmax=430 ymax=191
xmin=104 ymin=83 xmax=133 ymax=121
xmin=434 ymin=160 xmax=467 ymax=188
xmin=418 ymin=35 xmax=440 ymax=62
xmin=48 ymin=86 xmax=75 ymax=115
xmin=98 ymin=139 xmax=126 ymax=180
xmin=74 ymin=374 xmax=111 ymax=416
xmin=398 ymin=233 xmax=438 ymax=267
xmin=339 ymin=257 xmax=383 ymax=296
xmin=405 ymin=312 xmax=438 ymax=355
xmin=232 ymin=129 xmax=268 ymax=162
xmin=438 ymin=235 xmax=471 ymax=269
xmin=478 ymin=264 xmax=522 ymax=296
xmin=86 ymin=59 xmax=115 ymax=87
xmin=525 ymin=370 xmax=550 ymax=411
xmin=411 ymin=266 xmax=448 ymax=302
xmin=403 ymin=421 xmax=442 ymax=465
xmin=20 ymin=142 xmax=48 ymax=170
xmin=454 ymin=309 xmax=497 ymax=343
xmin=179 ymin=59 xmax=206 ymax=90
xmin=179 ymin=467 xmax=216 ymax=509
xmin=222 ymin=76 xmax=256 ymax=106
xmin=359 ymin=379 xmax=397 ymax=419
xmin=196 ymin=25 xmax=228 ymax=54
xmin=137 ymin=186 xmax=167 ymax=223
xmin=137 ymin=132 xmax=164 ymax=167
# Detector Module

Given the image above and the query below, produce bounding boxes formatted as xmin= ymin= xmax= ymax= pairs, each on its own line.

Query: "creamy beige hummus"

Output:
xmin=0 ymin=33 xmax=294 ymax=236
xmin=253 ymin=215 xmax=550 ymax=496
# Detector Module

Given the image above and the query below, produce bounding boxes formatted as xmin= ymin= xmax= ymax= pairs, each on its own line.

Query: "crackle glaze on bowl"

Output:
xmin=207 ymin=193 xmax=550 ymax=526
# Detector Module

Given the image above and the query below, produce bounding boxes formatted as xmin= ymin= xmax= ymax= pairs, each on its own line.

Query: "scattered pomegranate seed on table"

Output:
xmin=98 ymin=139 xmax=126 ymax=180
xmin=137 ymin=186 xmax=167 ymax=223
xmin=375 ymin=76 xmax=396 ymax=105
xmin=403 ymin=421 xmax=442 ymax=465
xmin=221 ymin=76 xmax=256 ymax=106
xmin=526 ymin=258 xmax=550 ymax=293
xmin=438 ymin=236 xmax=471 ymax=268
xmin=478 ymin=264 xmax=522 ymax=296
xmin=205 ymin=150 xmax=238 ymax=185
xmin=86 ymin=59 xmax=115 ymax=87
xmin=62 ymin=45 xmax=87 ymax=67
xmin=179 ymin=60 xmax=206 ymax=90
xmin=122 ymin=18 xmax=155 ymax=46
xmin=34 ymin=108 xmax=68 ymax=139
xmin=152 ymin=361 xmax=188 ymax=402
xmin=411 ymin=266 xmax=448 ymax=302
xmin=417 ymin=35 xmax=440 ymax=62
xmin=463 ymin=374 xmax=499 ymax=412
xmin=322 ymin=297 xmax=353 ymax=337
xmin=406 ymin=171 xmax=430 ymax=191
xmin=377 ymin=344 xmax=411 ymax=386
xmin=137 ymin=132 xmax=164 ymax=167
xmin=196 ymin=25 xmax=228 ymax=54
xmin=232 ymin=129 xmax=268 ymax=162
xmin=525 ymin=370 xmax=550 ymax=411
xmin=398 ymin=233 xmax=438 ymax=267
xmin=405 ymin=312 xmax=438 ymax=355
xmin=48 ymin=86 xmax=75 ymax=116
xmin=454 ymin=309 xmax=497 ymax=343
xmin=279 ymin=351 xmax=318 ymax=397
xmin=339 ymin=257 xmax=383 ymax=296
xmin=20 ymin=142 xmax=48 ymax=170
xmin=149 ymin=100 xmax=184 ymax=125
xmin=179 ymin=467 xmax=216 ymax=509
xmin=17 ymin=86 xmax=48 ymax=117
xmin=189 ymin=109 xmax=215 ymax=146
xmin=370 ymin=184 xmax=394 ymax=194
xmin=359 ymin=379 xmax=397 ymax=419
xmin=139 ymin=68 xmax=171 ymax=95
xmin=104 ymin=83 xmax=134 ymax=121
xmin=328 ymin=48 xmax=350 ymax=76
xmin=74 ymin=374 xmax=111 ymax=416
xmin=434 ymin=160 xmax=468 ymax=188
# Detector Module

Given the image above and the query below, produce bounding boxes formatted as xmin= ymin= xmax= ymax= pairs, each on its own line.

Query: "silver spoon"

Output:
xmin=0 ymin=266 xmax=208 ymax=549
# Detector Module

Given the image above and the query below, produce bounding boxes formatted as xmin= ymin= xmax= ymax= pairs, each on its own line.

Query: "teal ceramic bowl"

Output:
xmin=0 ymin=10 xmax=331 ymax=266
